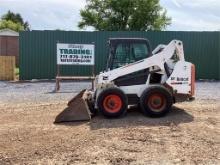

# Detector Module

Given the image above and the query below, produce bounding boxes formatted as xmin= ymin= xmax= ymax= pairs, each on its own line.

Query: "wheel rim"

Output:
xmin=147 ymin=93 xmax=166 ymax=112
xmin=103 ymin=94 xmax=122 ymax=113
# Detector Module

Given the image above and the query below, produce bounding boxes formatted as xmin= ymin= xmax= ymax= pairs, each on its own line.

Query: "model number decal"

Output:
xmin=171 ymin=77 xmax=189 ymax=81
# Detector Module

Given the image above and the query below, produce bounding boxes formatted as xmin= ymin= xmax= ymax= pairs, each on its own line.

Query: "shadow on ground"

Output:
xmin=55 ymin=106 xmax=194 ymax=130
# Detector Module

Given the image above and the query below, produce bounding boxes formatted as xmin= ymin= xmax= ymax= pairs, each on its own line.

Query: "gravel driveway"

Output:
xmin=0 ymin=81 xmax=91 ymax=104
xmin=1 ymin=81 xmax=219 ymax=103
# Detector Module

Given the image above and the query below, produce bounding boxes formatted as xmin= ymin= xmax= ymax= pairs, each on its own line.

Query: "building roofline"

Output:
xmin=0 ymin=28 xmax=19 ymax=36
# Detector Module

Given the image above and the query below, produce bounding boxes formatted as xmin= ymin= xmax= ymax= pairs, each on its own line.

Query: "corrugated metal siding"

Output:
xmin=20 ymin=31 xmax=220 ymax=80
xmin=218 ymin=33 xmax=220 ymax=80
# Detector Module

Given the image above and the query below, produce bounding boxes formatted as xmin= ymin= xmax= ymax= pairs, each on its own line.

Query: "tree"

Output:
xmin=78 ymin=0 xmax=171 ymax=31
xmin=0 ymin=20 xmax=24 ymax=32
xmin=1 ymin=10 xmax=30 ymax=31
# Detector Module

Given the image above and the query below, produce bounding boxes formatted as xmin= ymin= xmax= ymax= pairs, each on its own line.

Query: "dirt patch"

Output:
xmin=0 ymin=81 xmax=219 ymax=164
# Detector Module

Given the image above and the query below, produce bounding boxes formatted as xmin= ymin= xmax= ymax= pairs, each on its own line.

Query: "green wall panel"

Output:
xmin=20 ymin=31 xmax=220 ymax=80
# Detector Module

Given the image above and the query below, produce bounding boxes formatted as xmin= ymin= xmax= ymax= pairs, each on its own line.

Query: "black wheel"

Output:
xmin=140 ymin=85 xmax=173 ymax=117
xmin=97 ymin=87 xmax=128 ymax=118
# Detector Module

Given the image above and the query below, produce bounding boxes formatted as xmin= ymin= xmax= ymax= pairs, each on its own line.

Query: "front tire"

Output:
xmin=97 ymin=87 xmax=128 ymax=118
xmin=140 ymin=85 xmax=173 ymax=117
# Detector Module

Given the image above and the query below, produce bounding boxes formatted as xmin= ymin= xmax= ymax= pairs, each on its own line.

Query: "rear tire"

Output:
xmin=140 ymin=85 xmax=173 ymax=117
xmin=97 ymin=87 xmax=128 ymax=118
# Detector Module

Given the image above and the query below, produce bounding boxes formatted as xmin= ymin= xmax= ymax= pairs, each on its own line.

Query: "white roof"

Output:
xmin=0 ymin=28 xmax=19 ymax=36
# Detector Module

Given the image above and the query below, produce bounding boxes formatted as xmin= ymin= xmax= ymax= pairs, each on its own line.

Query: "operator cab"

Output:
xmin=106 ymin=38 xmax=152 ymax=70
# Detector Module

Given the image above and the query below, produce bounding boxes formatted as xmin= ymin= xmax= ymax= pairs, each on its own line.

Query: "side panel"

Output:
xmin=119 ymin=84 xmax=148 ymax=97
xmin=166 ymin=61 xmax=193 ymax=95
xmin=114 ymin=69 xmax=149 ymax=86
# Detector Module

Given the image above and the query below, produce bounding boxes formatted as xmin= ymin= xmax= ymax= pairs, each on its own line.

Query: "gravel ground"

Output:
xmin=0 ymin=81 xmax=91 ymax=104
xmin=0 ymin=81 xmax=219 ymax=164
xmin=0 ymin=81 xmax=219 ymax=103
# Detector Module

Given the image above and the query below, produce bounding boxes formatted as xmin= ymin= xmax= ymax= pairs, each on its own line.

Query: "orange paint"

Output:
xmin=191 ymin=64 xmax=196 ymax=96
xmin=103 ymin=95 xmax=122 ymax=113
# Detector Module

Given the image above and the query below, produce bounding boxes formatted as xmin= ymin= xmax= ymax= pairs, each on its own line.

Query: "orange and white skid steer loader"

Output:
xmin=55 ymin=38 xmax=195 ymax=123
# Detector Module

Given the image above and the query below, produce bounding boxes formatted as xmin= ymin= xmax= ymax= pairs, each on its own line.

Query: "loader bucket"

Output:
xmin=54 ymin=89 xmax=91 ymax=123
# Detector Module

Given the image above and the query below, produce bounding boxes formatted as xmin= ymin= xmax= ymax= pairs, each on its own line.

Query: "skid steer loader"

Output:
xmin=55 ymin=38 xmax=195 ymax=123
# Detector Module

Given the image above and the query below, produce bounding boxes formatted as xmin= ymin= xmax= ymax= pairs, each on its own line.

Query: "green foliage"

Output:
xmin=1 ymin=10 xmax=30 ymax=31
xmin=0 ymin=20 xmax=24 ymax=32
xmin=78 ymin=0 xmax=171 ymax=31
xmin=15 ymin=68 xmax=19 ymax=76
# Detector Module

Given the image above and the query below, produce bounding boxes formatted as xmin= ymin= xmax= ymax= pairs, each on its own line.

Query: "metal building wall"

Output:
xmin=20 ymin=31 xmax=220 ymax=80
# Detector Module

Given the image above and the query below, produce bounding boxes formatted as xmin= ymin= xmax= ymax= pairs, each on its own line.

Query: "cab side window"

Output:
xmin=131 ymin=43 xmax=149 ymax=61
xmin=112 ymin=43 xmax=149 ymax=69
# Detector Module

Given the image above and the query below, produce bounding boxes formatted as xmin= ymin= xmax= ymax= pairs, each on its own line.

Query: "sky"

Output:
xmin=0 ymin=0 xmax=220 ymax=31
